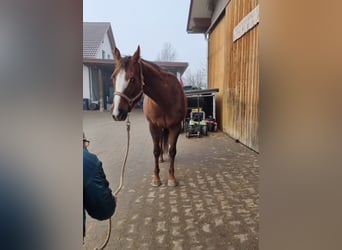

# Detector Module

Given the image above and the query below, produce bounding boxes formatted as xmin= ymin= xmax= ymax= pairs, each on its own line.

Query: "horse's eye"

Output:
xmin=130 ymin=77 xmax=135 ymax=83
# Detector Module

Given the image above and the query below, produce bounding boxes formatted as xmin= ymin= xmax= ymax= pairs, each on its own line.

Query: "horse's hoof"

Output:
xmin=167 ymin=180 xmax=178 ymax=187
xmin=151 ymin=180 xmax=162 ymax=187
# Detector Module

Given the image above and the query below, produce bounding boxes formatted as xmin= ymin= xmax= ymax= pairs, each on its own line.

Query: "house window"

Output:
xmin=102 ymin=50 xmax=105 ymax=59
xmin=107 ymin=54 xmax=110 ymax=59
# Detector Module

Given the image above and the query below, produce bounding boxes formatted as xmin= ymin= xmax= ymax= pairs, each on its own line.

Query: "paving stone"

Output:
xmin=83 ymin=110 xmax=259 ymax=250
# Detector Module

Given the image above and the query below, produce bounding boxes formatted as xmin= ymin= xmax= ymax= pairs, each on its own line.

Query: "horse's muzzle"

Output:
xmin=112 ymin=109 xmax=128 ymax=121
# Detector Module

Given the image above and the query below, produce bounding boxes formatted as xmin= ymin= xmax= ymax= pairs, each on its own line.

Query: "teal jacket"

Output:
xmin=83 ymin=148 xmax=116 ymax=236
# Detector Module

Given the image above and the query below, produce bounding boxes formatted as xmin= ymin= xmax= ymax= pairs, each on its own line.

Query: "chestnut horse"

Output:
xmin=111 ymin=46 xmax=186 ymax=187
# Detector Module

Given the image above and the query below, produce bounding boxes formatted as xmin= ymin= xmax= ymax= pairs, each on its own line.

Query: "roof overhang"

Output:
xmin=184 ymin=88 xmax=219 ymax=97
xmin=187 ymin=0 xmax=230 ymax=34
xmin=83 ymin=59 xmax=189 ymax=76
xmin=154 ymin=61 xmax=189 ymax=76
xmin=83 ymin=58 xmax=115 ymax=72
xmin=186 ymin=0 xmax=213 ymax=34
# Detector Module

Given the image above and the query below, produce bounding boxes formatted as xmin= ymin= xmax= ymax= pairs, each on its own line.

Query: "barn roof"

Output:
xmin=187 ymin=0 xmax=229 ymax=34
xmin=83 ymin=22 xmax=116 ymax=58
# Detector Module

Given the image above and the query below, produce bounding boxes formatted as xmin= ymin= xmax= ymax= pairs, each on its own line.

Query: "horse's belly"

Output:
xmin=143 ymin=96 xmax=183 ymax=128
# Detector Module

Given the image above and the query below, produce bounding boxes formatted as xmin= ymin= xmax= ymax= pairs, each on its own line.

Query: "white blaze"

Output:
xmin=112 ymin=69 xmax=129 ymax=117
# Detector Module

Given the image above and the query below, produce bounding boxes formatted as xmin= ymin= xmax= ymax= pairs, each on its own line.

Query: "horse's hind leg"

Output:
xmin=167 ymin=124 xmax=181 ymax=187
xmin=149 ymin=123 xmax=162 ymax=186
xmin=159 ymin=128 xmax=169 ymax=163
xmin=159 ymin=130 xmax=164 ymax=163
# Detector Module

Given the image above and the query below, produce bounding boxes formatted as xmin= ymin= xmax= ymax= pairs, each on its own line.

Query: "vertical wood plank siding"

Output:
xmin=208 ymin=0 xmax=259 ymax=151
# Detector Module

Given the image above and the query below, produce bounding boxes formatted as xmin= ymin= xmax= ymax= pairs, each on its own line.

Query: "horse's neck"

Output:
xmin=141 ymin=62 xmax=169 ymax=106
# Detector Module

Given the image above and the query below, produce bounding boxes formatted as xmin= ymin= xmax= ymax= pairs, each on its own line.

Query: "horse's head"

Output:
xmin=111 ymin=46 xmax=144 ymax=121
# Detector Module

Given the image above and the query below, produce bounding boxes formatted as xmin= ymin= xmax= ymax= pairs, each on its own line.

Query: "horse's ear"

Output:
xmin=114 ymin=47 xmax=121 ymax=62
xmin=132 ymin=46 xmax=141 ymax=62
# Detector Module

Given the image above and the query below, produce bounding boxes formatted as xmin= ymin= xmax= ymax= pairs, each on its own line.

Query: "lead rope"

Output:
xmin=94 ymin=114 xmax=131 ymax=250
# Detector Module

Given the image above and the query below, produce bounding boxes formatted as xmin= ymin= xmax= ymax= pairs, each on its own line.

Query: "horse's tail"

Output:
xmin=161 ymin=128 xmax=169 ymax=155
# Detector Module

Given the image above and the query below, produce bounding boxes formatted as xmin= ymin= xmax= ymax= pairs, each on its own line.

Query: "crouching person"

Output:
xmin=83 ymin=133 xmax=116 ymax=238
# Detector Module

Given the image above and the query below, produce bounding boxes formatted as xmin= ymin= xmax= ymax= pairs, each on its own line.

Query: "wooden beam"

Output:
xmin=98 ymin=68 xmax=104 ymax=112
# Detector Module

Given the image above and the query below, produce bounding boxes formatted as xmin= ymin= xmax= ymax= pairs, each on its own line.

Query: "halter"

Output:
xmin=114 ymin=60 xmax=145 ymax=109
xmin=114 ymin=90 xmax=143 ymax=108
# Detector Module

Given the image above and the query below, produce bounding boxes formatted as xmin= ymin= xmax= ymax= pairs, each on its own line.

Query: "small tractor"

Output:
xmin=185 ymin=111 xmax=208 ymax=138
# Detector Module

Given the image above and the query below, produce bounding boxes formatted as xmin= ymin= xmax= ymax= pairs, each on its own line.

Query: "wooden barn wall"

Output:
xmin=208 ymin=15 xmax=226 ymax=130
xmin=208 ymin=0 xmax=259 ymax=151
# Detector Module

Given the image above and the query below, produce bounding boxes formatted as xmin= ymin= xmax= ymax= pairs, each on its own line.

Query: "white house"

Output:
xmin=83 ymin=22 xmax=116 ymax=110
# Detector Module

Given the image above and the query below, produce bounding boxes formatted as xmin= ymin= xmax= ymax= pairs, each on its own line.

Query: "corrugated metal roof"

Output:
xmin=83 ymin=22 xmax=115 ymax=58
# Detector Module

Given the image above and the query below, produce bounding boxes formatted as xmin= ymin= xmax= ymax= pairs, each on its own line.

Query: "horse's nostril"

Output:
xmin=112 ymin=109 xmax=128 ymax=121
xmin=118 ymin=109 xmax=127 ymax=118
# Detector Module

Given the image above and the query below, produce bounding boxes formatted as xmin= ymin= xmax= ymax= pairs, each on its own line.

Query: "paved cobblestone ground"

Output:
xmin=83 ymin=110 xmax=259 ymax=250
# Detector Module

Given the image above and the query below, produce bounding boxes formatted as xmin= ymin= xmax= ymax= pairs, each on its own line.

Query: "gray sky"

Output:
xmin=83 ymin=0 xmax=207 ymax=75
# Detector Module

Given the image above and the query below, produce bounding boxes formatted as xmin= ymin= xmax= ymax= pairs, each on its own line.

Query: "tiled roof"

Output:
xmin=83 ymin=22 xmax=114 ymax=58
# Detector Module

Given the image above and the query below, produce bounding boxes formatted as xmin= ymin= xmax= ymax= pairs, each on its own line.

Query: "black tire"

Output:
xmin=89 ymin=102 xmax=98 ymax=110
xmin=202 ymin=126 xmax=208 ymax=136
xmin=184 ymin=122 xmax=189 ymax=133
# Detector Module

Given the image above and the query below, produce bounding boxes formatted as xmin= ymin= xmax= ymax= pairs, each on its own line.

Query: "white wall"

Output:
xmin=95 ymin=32 xmax=113 ymax=59
xmin=83 ymin=65 xmax=90 ymax=99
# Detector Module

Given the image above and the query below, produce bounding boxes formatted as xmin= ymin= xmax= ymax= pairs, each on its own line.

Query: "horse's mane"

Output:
xmin=111 ymin=56 xmax=132 ymax=79
xmin=119 ymin=56 xmax=132 ymax=69
xmin=112 ymin=57 xmax=175 ymax=79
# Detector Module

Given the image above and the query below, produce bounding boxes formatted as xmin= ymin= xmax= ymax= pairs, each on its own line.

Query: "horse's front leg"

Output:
xmin=149 ymin=123 xmax=162 ymax=186
xmin=167 ymin=124 xmax=181 ymax=187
